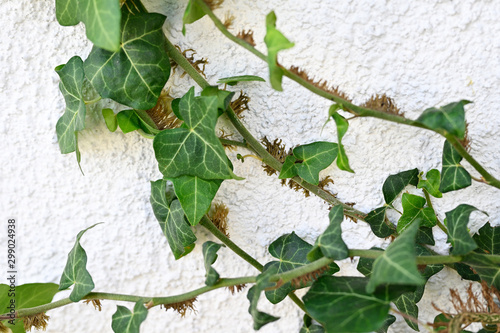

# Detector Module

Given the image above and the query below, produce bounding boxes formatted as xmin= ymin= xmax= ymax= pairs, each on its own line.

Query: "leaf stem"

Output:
xmin=84 ymin=96 xmax=102 ymax=105
xmin=219 ymin=138 xmax=249 ymax=148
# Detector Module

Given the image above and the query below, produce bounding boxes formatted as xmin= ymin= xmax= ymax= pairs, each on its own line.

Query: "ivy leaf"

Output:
xmin=293 ymin=142 xmax=338 ymax=185
xmin=307 ymin=205 xmax=348 ymax=261
xmin=153 ymin=88 xmax=239 ymax=180
xmin=394 ymin=293 xmax=420 ymax=331
xmin=217 ymin=75 xmax=266 ymax=86
xmin=365 ymin=207 xmax=395 ymax=238
xmin=376 ymin=315 xmax=397 ymax=333
xmin=366 ymin=221 xmax=425 ymax=293
xmin=473 ymin=222 xmax=500 ymax=255
xmin=59 ymin=223 xmax=102 ymax=302
xmin=433 ymin=313 xmax=475 ymax=333
xmin=182 ymin=0 xmax=206 ymax=35
xmin=382 ymin=168 xmax=419 ymax=204
xmin=416 ymin=100 xmax=471 ymax=138
xmin=55 ymin=0 xmax=121 ymax=52
xmin=463 ymin=252 xmax=500 ymax=289
xmin=84 ymin=10 xmax=171 ymax=110
xmin=397 ymin=194 xmax=437 ymax=233
xmin=278 ymin=155 xmax=298 ymax=179
xmin=416 ymin=226 xmax=435 ymax=245
xmin=200 ymin=86 xmax=235 ymax=116
xmin=117 ymin=110 xmax=141 ymax=134
xmin=169 ymin=176 xmax=222 ymax=226
xmin=0 ymin=283 xmax=60 ymax=333
xmin=356 ymin=247 xmax=384 ymax=277
xmin=453 ymin=262 xmax=480 ymax=282
xmin=150 ymin=180 xmax=197 ymax=260
xmin=111 ymin=301 xmax=148 ymax=333
xmin=264 ymin=232 xmax=339 ymax=304
xmin=264 ymin=11 xmax=294 ymax=91
xmin=55 ymin=56 xmax=87 ymax=159
xmin=202 ymin=241 xmax=224 ymax=286
xmin=445 ymin=204 xmax=479 ymax=255
xmin=303 ymin=276 xmax=391 ymax=333
xmin=102 ymin=108 xmax=118 ymax=132
xmin=300 ymin=322 xmax=324 ymax=333
xmin=247 ymin=267 xmax=280 ymax=330
xmin=331 ymin=110 xmax=354 ymax=173
xmin=417 ymin=169 xmax=442 ymax=198
xmin=439 ymin=140 xmax=471 ymax=193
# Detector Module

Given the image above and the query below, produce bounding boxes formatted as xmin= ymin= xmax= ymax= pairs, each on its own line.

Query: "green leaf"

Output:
xmin=303 ymin=276 xmax=390 ymax=333
xmin=293 ymin=142 xmax=338 ymax=185
xmin=473 ymin=222 xmax=500 ymax=255
xmin=463 ymin=252 xmax=500 ymax=289
xmin=55 ymin=0 xmax=79 ymax=26
xmin=200 ymin=86 xmax=235 ymax=116
xmin=416 ymin=100 xmax=471 ymax=138
xmin=417 ymin=169 xmax=442 ymax=198
xmin=365 ymin=207 xmax=395 ymax=238
xmin=202 ymin=241 xmax=224 ymax=286
xmin=382 ymin=168 xmax=419 ymax=204
xmin=433 ymin=313 xmax=474 ymax=333
xmin=84 ymin=10 xmax=170 ymax=110
xmin=217 ymin=75 xmax=266 ymax=86
xmin=307 ymin=205 xmax=348 ymax=261
xmin=264 ymin=232 xmax=339 ymax=304
xmin=102 ymin=108 xmax=118 ymax=132
xmin=439 ymin=140 xmax=471 ymax=193
xmin=182 ymin=0 xmax=206 ymax=35
xmin=300 ymin=321 xmax=325 ymax=333
xmin=376 ymin=315 xmax=396 ymax=333
xmin=264 ymin=11 xmax=294 ymax=91
xmin=331 ymin=110 xmax=353 ymax=173
xmin=55 ymin=56 xmax=87 ymax=156
xmin=0 ymin=283 xmax=60 ymax=333
xmin=169 ymin=176 xmax=222 ymax=226
xmin=111 ymin=301 xmax=148 ymax=333
xmin=247 ymin=268 xmax=280 ymax=330
xmin=150 ymin=179 xmax=197 ymax=259
xmin=394 ymin=293 xmax=419 ymax=331
xmin=397 ymin=194 xmax=437 ymax=233
xmin=153 ymin=88 xmax=239 ymax=180
xmin=278 ymin=155 xmax=298 ymax=179
xmin=445 ymin=204 xmax=479 ymax=255
xmin=59 ymin=223 xmax=102 ymax=302
xmin=453 ymin=262 xmax=480 ymax=282
xmin=416 ymin=226 xmax=435 ymax=245
xmin=366 ymin=221 xmax=425 ymax=293
xmin=116 ymin=110 xmax=141 ymax=134
xmin=356 ymin=247 xmax=384 ymax=277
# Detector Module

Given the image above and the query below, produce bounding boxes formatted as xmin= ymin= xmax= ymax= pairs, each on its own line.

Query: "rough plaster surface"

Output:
xmin=1 ymin=0 xmax=499 ymax=332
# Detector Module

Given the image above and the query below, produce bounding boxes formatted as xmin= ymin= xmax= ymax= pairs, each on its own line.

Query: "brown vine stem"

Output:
xmin=193 ymin=0 xmax=500 ymax=191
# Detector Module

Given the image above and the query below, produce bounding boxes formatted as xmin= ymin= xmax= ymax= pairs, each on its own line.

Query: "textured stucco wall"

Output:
xmin=1 ymin=0 xmax=500 ymax=332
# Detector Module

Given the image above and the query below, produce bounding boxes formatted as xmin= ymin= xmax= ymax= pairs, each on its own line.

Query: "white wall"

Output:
xmin=2 ymin=0 xmax=499 ymax=332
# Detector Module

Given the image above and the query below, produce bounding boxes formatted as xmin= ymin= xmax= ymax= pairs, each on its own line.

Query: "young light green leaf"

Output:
xmin=59 ymin=223 xmax=102 ymax=302
xmin=331 ymin=110 xmax=354 ymax=173
xmin=202 ymin=241 xmax=224 ymax=286
xmin=463 ymin=252 xmax=500 ymax=290
xmin=150 ymin=180 xmax=197 ymax=259
xmin=102 ymin=108 xmax=118 ymax=132
xmin=445 ymin=204 xmax=479 ymax=255
xmin=169 ymin=175 xmax=222 ymax=226
xmin=440 ymin=140 xmax=471 ymax=193
xmin=153 ymin=88 xmax=239 ymax=180
xmin=365 ymin=207 xmax=395 ymax=238
xmin=416 ymin=100 xmax=471 ymax=138
xmin=397 ymin=193 xmax=437 ymax=233
xmin=55 ymin=0 xmax=79 ymax=26
xmin=264 ymin=232 xmax=339 ymax=304
xmin=247 ymin=267 xmax=280 ymax=330
xmin=217 ymin=75 xmax=266 ymax=86
xmin=417 ymin=169 xmax=442 ymax=198
xmin=111 ymin=301 xmax=148 ymax=333
xmin=264 ymin=11 xmax=294 ymax=91
xmin=303 ymin=276 xmax=391 ymax=333
xmin=117 ymin=110 xmax=141 ymax=134
xmin=182 ymin=0 xmax=206 ymax=35
xmin=84 ymin=10 xmax=170 ymax=110
xmin=55 ymin=56 xmax=87 ymax=156
xmin=307 ymin=205 xmax=348 ymax=261
xmin=382 ymin=168 xmax=419 ymax=204
xmin=278 ymin=155 xmax=298 ymax=179
xmin=293 ymin=142 xmax=338 ymax=185
xmin=200 ymin=86 xmax=235 ymax=116
xmin=366 ymin=221 xmax=425 ymax=293
xmin=473 ymin=222 xmax=500 ymax=255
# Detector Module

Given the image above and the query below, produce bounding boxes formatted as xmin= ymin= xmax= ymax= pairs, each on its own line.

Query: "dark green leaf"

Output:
xmin=247 ymin=268 xmax=280 ymax=330
xmin=84 ymin=10 xmax=170 ymax=110
xmin=111 ymin=301 xmax=148 ymax=333
xmin=416 ymin=100 xmax=471 ymax=138
xmin=331 ymin=110 xmax=354 ymax=173
xmin=278 ymin=155 xmax=298 ymax=179
xmin=217 ymin=75 xmax=266 ymax=86
xmin=153 ymin=88 xmax=239 ymax=180
xmin=376 ymin=314 xmax=396 ymax=333
xmin=382 ymin=168 xmax=419 ymax=204
xmin=117 ymin=110 xmax=141 ymax=134
xmin=416 ymin=226 xmax=435 ymax=245
xmin=473 ymin=222 xmax=500 ymax=255
xmin=303 ymin=276 xmax=390 ymax=333
xmin=102 ymin=108 xmax=118 ymax=132
xmin=150 ymin=179 xmax=197 ymax=259
xmin=439 ymin=140 xmax=471 ymax=193
xmin=433 ymin=313 xmax=474 ymax=333
xmin=397 ymin=194 xmax=437 ymax=233
xmin=169 ymin=175 xmax=222 ymax=226
xmin=182 ymin=0 xmax=206 ymax=35
xmin=307 ymin=205 xmax=348 ymax=261
xmin=463 ymin=252 xmax=500 ymax=289
xmin=445 ymin=204 xmax=479 ymax=255
xmin=134 ymin=109 xmax=160 ymax=135
xmin=365 ymin=207 xmax=395 ymax=238
xmin=264 ymin=11 xmax=294 ymax=91
xmin=59 ymin=223 xmax=101 ymax=301
xmin=201 ymin=86 xmax=235 ymax=116
xmin=300 ymin=321 xmax=325 ymax=333
xmin=356 ymin=247 xmax=384 ymax=277
xmin=293 ymin=142 xmax=338 ymax=185
xmin=453 ymin=262 xmax=480 ymax=282
xmin=394 ymin=293 xmax=419 ymax=331
xmin=202 ymin=241 xmax=224 ymax=286
xmin=417 ymin=169 xmax=442 ymax=198
xmin=366 ymin=221 xmax=425 ymax=293
xmin=55 ymin=56 xmax=87 ymax=156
